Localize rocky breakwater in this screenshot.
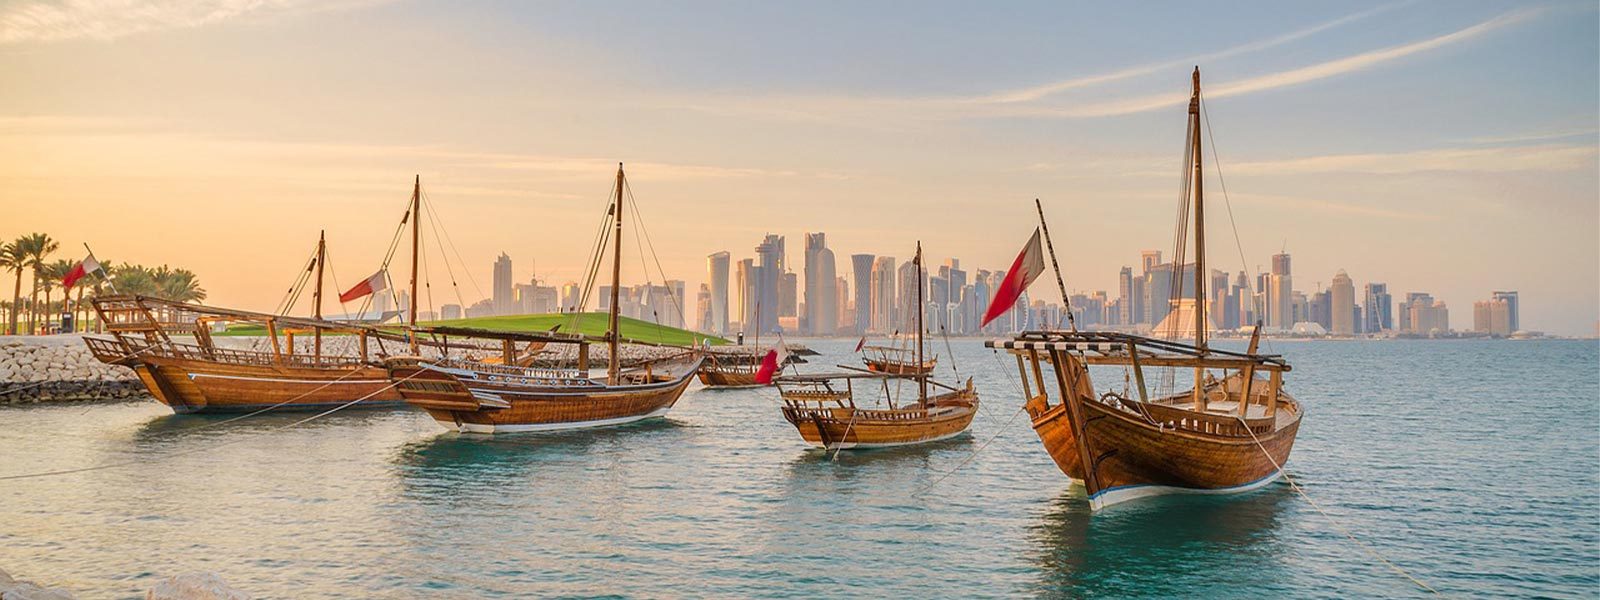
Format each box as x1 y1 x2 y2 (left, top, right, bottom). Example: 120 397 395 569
0 335 146 405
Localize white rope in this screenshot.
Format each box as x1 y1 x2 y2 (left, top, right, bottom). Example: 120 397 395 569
0 369 428 482
1237 416 1440 595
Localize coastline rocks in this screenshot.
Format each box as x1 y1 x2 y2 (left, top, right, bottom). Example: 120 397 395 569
0 568 78 600
0 335 146 405
146 573 250 600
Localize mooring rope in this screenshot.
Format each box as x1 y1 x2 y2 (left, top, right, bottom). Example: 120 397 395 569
1237 416 1440 595
908 350 1033 497
0 369 427 482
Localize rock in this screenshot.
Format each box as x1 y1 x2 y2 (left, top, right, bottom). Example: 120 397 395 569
145 573 249 600
0 570 78 600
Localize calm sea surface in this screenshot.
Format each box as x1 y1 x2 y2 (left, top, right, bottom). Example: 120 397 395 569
1 339 1595 598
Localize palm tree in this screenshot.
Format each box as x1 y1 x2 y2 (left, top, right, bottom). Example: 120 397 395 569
152 266 206 303
112 264 159 297
0 241 23 335
15 233 57 334
41 259 75 333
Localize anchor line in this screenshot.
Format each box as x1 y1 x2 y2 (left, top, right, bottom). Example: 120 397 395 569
0 369 429 482
1237 416 1440 595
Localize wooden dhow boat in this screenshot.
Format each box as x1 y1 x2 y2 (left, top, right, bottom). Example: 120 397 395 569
860 344 936 375
85 294 408 413
82 222 437 413
697 350 767 387
384 164 704 433
984 68 1302 510
776 243 978 449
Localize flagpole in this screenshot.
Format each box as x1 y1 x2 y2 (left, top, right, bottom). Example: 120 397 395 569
1034 199 1075 332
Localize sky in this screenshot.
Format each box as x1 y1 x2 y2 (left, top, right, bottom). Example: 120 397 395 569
1 0 1596 335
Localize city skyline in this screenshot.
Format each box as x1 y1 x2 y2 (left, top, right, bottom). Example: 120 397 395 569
2 1 1595 335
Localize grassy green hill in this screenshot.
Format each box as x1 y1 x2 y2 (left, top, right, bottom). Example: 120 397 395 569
219 312 725 346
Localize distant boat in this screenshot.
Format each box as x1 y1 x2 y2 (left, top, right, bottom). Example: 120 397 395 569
84 225 419 414
986 69 1303 510
697 350 768 388
776 242 979 449
860 344 936 375
385 164 704 433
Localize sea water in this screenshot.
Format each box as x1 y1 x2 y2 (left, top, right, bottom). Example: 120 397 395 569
0 339 1595 598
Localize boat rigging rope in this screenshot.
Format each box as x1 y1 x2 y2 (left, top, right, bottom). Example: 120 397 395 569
1201 94 1275 356
420 186 487 303
1236 417 1440 595
623 179 690 336
908 349 1032 497
0 369 428 482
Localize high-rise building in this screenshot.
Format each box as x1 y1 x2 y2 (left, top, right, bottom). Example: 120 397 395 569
736 258 759 334
695 284 713 333
1141 250 1162 274
754 236 783 334
559 282 581 313
1330 269 1355 335
441 303 462 320
897 259 923 333
1474 295 1514 336
1364 283 1392 333
803 233 838 336
1309 288 1331 330
706 251 730 335
778 271 798 321
492 252 513 316
835 276 853 333
851 254 874 335
1492 291 1519 333
1400 292 1448 335
870 256 896 334
1267 252 1292 330
1144 263 1174 326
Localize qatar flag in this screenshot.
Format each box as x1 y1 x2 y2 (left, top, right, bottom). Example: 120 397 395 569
753 338 791 385
339 270 389 303
980 228 1046 328
62 254 101 290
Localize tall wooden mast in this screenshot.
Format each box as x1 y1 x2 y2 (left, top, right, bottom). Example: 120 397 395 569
915 241 926 402
1190 67 1208 409
409 175 421 351
607 163 625 384
313 230 325 360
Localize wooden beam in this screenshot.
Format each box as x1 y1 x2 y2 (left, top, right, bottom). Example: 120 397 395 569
1048 348 1101 494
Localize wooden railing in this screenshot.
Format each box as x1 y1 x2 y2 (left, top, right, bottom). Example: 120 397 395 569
1135 400 1276 437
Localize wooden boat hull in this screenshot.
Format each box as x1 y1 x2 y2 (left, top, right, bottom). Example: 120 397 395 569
781 388 978 449
1026 361 1301 510
390 356 704 434
862 358 936 376
696 367 760 388
127 357 401 414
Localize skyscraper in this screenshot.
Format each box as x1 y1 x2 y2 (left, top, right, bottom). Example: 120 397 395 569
897 259 923 334
695 283 712 333
706 251 730 335
1363 283 1392 333
1492 290 1519 333
803 233 838 336
1268 252 1292 330
492 252 513 316
755 235 782 334
851 254 874 335
869 256 896 334
1140 250 1162 274
736 258 758 334
1330 269 1355 335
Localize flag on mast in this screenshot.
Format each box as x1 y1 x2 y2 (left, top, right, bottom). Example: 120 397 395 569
980 228 1046 328
754 335 791 385
62 254 102 290
339 270 389 303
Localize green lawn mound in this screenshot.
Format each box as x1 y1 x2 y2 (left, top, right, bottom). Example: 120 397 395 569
219 312 725 346
424 312 726 346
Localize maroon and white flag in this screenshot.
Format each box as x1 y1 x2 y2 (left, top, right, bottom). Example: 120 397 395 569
340 270 388 303
981 228 1046 328
754 336 791 385
62 253 101 290
853 336 867 353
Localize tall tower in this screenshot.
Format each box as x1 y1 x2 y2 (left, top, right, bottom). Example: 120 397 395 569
870 256 897 334
851 254 874 335
803 233 837 335
1330 270 1355 335
706 251 730 335
1268 252 1292 329
492 252 513 316
755 235 782 334
1491 291 1519 333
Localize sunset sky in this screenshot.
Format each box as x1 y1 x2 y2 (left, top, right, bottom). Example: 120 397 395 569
2 1 1595 335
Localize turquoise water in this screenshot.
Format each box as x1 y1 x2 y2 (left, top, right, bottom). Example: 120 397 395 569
1 339 1595 598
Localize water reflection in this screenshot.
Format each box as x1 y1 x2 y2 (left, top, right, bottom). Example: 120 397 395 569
1027 484 1298 597
390 418 689 488
128 407 410 445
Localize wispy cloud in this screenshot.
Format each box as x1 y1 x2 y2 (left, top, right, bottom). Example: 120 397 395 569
1032 7 1542 118
1228 143 1597 175
1460 127 1599 146
1228 192 1441 221
0 0 389 44
975 2 1405 104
